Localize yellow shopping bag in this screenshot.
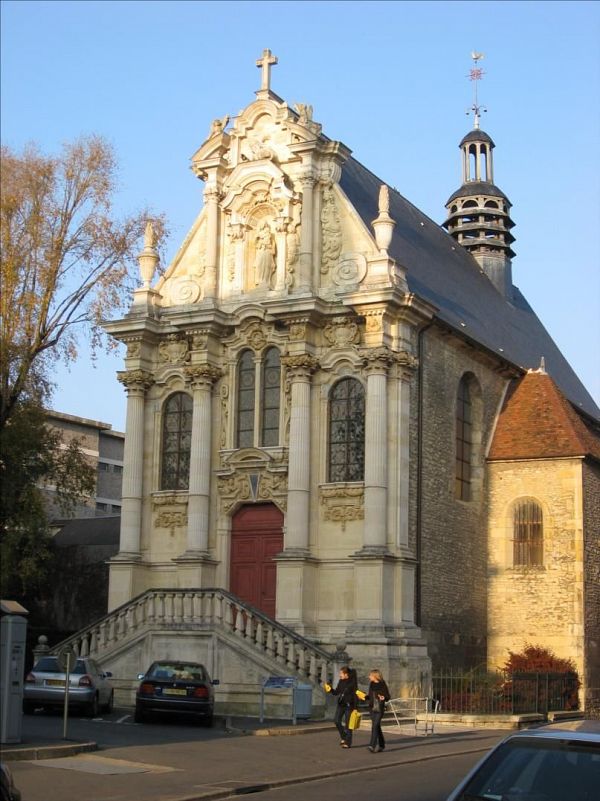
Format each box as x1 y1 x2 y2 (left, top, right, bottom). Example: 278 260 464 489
348 709 362 730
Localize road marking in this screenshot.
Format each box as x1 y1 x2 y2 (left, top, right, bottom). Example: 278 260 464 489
117 714 131 724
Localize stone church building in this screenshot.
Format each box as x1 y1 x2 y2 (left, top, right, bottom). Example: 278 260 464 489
92 52 599 711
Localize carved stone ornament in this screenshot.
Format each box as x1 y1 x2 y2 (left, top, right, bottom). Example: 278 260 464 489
220 383 229 448
169 276 203 305
155 510 187 530
282 353 319 380
125 341 141 359
323 316 360 348
365 312 384 333
320 485 364 532
320 185 342 275
218 470 287 514
184 364 222 388
361 346 396 373
152 493 188 532
187 330 209 352
117 369 154 392
332 252 367 287
159 334 190 365
244 322 268 352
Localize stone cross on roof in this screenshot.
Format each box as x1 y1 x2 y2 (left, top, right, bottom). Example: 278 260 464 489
256 48 278 92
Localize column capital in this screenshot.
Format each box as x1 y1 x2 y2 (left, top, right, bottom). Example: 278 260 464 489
117 369 154 394
298 168 318 188
360 347 395 375
203 183 222 204
184 364 223 389
282 353 319 381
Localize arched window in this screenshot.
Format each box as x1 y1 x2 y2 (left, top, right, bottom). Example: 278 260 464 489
513 500 543 566
455 376 473 501
261 347 281 447
161 392 192 490
236 350 256 449
328 378 365 482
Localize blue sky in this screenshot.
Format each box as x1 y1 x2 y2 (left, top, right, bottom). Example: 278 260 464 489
2 0 599 430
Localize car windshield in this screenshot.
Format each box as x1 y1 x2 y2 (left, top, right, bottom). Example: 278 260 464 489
460 737 600 801
33 657 86 674
148 663 207 682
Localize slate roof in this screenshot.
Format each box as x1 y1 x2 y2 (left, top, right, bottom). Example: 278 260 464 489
446 180 510 204
488 371 600 461
339 156 600 420
52 516 120 562
460 128 495 147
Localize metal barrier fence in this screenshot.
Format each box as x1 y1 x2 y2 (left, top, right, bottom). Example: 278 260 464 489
432 669 580 715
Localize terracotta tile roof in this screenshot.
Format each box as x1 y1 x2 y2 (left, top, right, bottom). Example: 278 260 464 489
488 370 600 462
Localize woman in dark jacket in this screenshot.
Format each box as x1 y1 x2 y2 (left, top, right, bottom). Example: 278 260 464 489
366 669 391 752
324 666 357 747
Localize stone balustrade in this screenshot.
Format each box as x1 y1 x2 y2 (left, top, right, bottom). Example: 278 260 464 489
51 588 339 686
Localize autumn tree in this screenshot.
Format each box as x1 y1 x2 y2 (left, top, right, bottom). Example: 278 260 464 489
0 135 166 601
0 135 166 430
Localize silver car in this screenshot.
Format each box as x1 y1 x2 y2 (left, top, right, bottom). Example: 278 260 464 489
23 656 114 717
446 719 600 801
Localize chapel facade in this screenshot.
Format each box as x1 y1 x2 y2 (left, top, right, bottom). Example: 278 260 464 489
104 52 600 704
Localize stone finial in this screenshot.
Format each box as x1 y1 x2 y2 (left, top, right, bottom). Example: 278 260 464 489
372 184 395 254
138 221 160 288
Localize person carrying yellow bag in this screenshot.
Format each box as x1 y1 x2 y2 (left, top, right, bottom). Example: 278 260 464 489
322 666 357 748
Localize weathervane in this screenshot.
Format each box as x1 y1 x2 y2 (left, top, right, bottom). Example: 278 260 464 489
466 51 487 129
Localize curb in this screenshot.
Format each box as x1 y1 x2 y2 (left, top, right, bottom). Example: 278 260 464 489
226 721 335 737
1 740 98 762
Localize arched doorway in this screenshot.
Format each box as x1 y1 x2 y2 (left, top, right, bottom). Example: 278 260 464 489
230 503 284 619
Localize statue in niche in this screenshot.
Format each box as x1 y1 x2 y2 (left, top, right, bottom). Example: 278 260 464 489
254 222 276 288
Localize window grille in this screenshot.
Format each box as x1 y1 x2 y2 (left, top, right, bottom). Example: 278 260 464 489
261 347 281 447
513 500 543 566
455 377 473 501
160 392 192 490
236 350 256 449
328 378 365 483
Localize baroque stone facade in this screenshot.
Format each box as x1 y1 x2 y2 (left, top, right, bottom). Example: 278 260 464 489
102 52 599 704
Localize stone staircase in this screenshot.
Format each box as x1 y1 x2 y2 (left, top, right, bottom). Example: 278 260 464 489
49 588 344 717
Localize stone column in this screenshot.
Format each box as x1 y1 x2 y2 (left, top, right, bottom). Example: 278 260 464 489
183 365 222 557
116 369 154 558
204 183 220 299
282 354 319 554
297 170 316 291
362 349 394 553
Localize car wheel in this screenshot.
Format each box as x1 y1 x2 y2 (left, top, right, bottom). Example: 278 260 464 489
103 690 114 714
86 694 99 717
134 705 147 724
23 701 36 715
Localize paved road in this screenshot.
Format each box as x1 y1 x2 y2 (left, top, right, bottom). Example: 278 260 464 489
6 709 507 801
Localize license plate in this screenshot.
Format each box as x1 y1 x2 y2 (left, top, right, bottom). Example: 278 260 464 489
163 688 187 696
46 679 66 687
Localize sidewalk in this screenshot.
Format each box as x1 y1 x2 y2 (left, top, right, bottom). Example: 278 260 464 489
2 716 507 801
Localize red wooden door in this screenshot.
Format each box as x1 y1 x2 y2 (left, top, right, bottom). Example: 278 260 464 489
230 504 283 619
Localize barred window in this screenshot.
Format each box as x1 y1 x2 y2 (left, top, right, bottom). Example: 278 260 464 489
261 347 281 447
160 392 192 490
455 376 473 501
236 348 281 449
513 500 543 566
328 378 365 482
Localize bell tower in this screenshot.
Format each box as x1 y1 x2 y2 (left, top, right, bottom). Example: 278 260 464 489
443 53 516 298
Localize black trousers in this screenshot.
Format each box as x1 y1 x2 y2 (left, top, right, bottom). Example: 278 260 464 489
334 703 353 744
369 708 385 749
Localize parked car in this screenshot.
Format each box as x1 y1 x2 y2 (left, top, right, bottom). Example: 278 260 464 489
135 660 218 725
446 719 600 801
1 763 21 801
23 655 114 717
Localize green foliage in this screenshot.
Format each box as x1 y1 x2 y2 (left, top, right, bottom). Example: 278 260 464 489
0 401 95 598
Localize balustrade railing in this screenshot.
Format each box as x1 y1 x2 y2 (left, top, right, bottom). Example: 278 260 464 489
51 588 338 685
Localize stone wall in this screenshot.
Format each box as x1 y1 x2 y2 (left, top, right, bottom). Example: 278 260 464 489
486 457 585 686
418 328 508 668
583 460 600 716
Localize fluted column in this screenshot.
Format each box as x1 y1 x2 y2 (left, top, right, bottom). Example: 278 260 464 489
297 170 316 291
116 370 154 558
203 183 220 299
282 354 319 553
362 349 394 552
183 365 222 557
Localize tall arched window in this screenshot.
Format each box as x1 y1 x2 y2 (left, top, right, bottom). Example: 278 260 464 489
513 500 543 566
328 378 365 482
261 347 281 447
236 350 256 449
455 376 473 501
161 392 192 490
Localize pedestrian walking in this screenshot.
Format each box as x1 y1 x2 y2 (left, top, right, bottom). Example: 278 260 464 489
323 666 357 748
365 669 390 752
